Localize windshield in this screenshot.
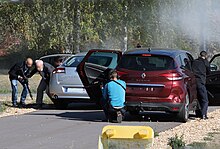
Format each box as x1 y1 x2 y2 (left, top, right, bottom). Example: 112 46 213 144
62 56 84 67
118 54 175 71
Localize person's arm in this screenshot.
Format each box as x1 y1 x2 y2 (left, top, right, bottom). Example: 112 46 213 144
27 68 38 78
205 60 211 75
8 64 19 79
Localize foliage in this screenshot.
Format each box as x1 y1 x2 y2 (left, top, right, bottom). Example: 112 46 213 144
167 134 186 149
0 0 220 57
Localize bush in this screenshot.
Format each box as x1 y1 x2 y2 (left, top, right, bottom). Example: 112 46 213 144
168 134 186 149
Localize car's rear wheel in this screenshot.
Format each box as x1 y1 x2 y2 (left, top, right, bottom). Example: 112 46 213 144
177 93 190 122
52 99 68 110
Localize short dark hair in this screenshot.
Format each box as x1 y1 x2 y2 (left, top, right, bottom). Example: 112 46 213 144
109 69 118 79
200 51 207 57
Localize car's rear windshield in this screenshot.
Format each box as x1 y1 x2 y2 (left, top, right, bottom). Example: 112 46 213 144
118 54 175 71
62 56 84 67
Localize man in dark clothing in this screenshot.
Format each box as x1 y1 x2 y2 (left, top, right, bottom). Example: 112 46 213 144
8 58 33 107
29 60 52 109
192 51 210 120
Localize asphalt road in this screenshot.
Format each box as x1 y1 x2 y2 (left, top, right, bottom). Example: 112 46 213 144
0 104 218 149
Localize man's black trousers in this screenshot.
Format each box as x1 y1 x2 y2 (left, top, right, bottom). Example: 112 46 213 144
197 82 209 116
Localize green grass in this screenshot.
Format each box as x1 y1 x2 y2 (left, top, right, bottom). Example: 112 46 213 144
154 132 159 138
0 102 7 113
43 96 53 104
0 74 40 94
167 134 185 149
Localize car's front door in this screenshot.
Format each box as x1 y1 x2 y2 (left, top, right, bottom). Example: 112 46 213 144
77 49 122 102
207 54 220 105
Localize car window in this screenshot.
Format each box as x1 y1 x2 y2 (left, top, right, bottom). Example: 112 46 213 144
210 55 220 71
118 54 175 71
180 53 192 71
41 56 71 67
63 56 84 67
86 52 118 69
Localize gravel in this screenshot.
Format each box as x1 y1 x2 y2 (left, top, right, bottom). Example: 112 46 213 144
0 106 36 118
152 109 220 149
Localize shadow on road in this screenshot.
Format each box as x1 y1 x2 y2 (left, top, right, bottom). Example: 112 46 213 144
55 102 193 122
28 102 218 123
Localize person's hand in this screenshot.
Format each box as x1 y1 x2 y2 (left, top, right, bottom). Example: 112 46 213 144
18 76 23 81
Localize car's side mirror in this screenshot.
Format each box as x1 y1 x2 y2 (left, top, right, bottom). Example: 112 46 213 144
210 64 218 71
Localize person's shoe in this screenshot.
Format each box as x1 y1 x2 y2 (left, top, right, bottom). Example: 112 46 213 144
19 102 26 108
201 115 208 120
12 103 18 108
116 111 122 123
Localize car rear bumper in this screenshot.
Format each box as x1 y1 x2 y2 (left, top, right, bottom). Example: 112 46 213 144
49 84 89 100
125 102 184 112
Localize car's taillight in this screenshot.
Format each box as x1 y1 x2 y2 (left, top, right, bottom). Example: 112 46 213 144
53 68 65 74
160 72 183 81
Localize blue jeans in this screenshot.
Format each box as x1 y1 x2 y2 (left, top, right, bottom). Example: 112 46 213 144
11 79 28 105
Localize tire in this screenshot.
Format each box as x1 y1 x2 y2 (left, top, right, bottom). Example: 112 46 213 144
177 93 190 122
128 110 140 115
52 99 68 110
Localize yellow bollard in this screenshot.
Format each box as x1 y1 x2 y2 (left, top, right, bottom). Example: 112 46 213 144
98 125 154 149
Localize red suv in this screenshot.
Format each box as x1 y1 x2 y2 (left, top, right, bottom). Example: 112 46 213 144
77 48 201 122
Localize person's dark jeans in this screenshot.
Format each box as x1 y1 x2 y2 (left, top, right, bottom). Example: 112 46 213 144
197 82 209 116
102 101 125 121
36 79 49 105
10 79 28 105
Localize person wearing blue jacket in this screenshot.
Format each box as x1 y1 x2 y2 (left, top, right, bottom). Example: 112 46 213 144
102 70 126 122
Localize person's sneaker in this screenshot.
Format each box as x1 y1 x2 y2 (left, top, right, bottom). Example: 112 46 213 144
201 115 208 120
19 102 26 108
116 111 122 123
12 103 18 108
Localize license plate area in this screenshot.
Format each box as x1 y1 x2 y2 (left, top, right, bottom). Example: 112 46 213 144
63 87 86 93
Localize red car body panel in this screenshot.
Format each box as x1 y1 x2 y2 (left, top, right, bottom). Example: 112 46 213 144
77 48 199 112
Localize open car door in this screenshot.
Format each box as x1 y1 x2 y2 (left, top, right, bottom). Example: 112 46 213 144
77 49 122 102
206 53 220 105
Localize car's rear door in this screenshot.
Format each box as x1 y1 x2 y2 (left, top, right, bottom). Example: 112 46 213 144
77 49 122 101
206 53 220 105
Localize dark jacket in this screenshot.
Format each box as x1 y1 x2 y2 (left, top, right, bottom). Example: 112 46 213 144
29 64 52 84
192 57 210 85
8 61 30 80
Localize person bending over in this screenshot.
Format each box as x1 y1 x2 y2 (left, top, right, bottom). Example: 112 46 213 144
8 58 33 107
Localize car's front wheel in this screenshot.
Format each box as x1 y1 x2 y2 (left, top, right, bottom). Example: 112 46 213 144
177 93 190 122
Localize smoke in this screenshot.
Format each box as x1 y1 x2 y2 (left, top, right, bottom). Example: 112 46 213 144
158 0 220 53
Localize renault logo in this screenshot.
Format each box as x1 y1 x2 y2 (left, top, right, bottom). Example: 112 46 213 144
141 73 146 79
